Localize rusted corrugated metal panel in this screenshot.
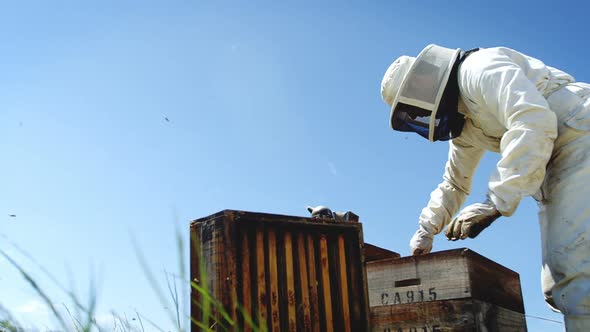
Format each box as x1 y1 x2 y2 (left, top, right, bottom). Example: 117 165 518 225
190 210 370 332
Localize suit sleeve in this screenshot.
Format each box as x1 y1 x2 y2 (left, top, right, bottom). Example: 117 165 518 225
418 136 485 234
460 52 558 216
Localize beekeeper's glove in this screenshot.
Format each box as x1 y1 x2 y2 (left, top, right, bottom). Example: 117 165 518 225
410 225 434 255
445 200 501 241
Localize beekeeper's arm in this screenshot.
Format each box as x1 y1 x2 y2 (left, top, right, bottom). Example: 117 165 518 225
411 137 485 254
445 51 558 241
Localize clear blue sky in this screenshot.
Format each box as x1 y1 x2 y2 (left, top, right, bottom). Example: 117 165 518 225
1 1 588 330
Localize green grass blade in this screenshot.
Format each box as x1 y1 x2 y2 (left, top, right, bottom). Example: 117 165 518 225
164 271 182 331
191 235 212 328
236 303 265 332
83 267 98 332
133 312 167 332
173 212 188 331
190 299 232 331
189 280 234 326
134 310 145 332
62 303 83 331
0 233 100 328
0 249 69 331
131 235 178 327
189 316 214 332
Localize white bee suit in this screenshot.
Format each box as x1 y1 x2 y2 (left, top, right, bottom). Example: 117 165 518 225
387 46 590 330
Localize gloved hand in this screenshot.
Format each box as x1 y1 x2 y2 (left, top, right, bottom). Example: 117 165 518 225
410 226 434 255
445 200 501 241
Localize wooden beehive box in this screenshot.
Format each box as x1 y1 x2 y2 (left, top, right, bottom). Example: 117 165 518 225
190 210 370 332
364 243 401 262
370 299 527 332
367 248 527 332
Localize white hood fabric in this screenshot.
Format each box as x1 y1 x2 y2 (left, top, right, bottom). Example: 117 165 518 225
390 46 589 329
380 55 415 106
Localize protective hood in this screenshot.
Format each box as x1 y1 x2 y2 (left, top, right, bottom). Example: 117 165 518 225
381 56 415 106
386 44 466 142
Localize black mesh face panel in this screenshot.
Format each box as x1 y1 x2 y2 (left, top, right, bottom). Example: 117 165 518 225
437 48 479 140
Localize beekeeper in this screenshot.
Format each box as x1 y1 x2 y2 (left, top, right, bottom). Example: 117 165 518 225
380 44 590 330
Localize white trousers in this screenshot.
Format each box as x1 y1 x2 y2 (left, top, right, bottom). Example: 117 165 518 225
539 111 590 331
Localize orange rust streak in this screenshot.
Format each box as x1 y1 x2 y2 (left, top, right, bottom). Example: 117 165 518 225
307 235 320 332
256 229 267 330
268 230 281 332
298 234 312 331
338 235 351 332
241 231 252 332
284 232 297 331
319 235 333 332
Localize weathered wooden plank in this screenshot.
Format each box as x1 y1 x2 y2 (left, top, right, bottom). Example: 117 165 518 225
476 301 528 332
297 233 312 332
255 228 268 330
347 233 363 332
319 235 333 332
307 234 321 332
364 243 401 262
357 224 371 332
338 235 351 332
464 250 525 313
223 214 238 326
283 232 297 332
240 229 252 332
367 255 468 308
366 248 524 313
268 229 281 332
189 223 201 325
370 299 527 332
205 221 226 328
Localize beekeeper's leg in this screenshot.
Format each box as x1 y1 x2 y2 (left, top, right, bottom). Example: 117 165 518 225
540 135 590 331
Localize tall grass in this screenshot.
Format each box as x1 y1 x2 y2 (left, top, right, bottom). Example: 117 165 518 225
0 224 261 332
